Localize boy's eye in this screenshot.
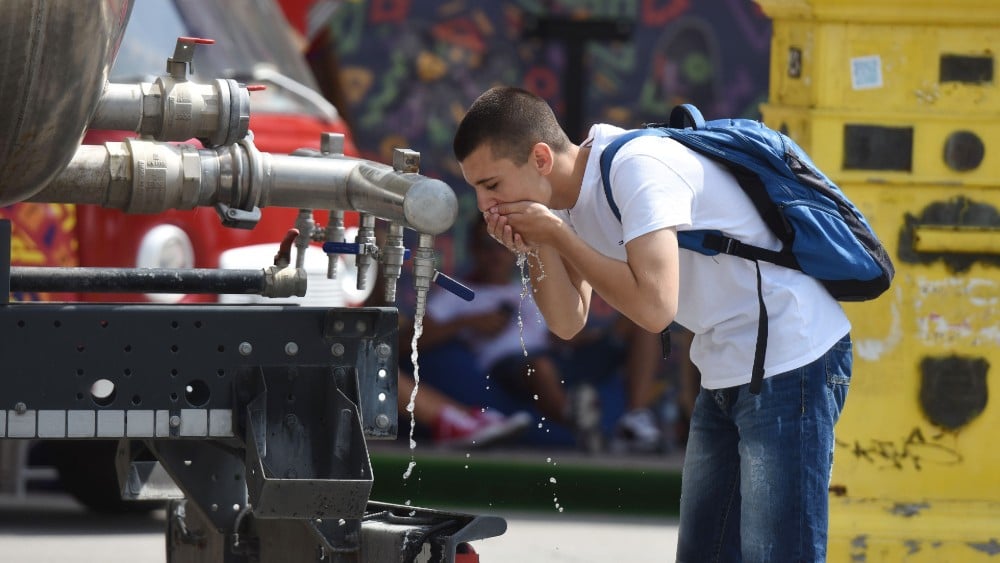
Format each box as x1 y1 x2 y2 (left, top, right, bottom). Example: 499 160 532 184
485 183 498 191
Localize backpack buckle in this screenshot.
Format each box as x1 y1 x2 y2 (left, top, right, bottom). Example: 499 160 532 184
700 232 741 256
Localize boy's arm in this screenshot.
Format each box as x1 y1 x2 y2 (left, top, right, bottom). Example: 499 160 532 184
547 223 679 335
490 204 679 336
524 244 592 340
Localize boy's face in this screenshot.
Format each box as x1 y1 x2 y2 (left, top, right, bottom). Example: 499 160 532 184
459 143 549 212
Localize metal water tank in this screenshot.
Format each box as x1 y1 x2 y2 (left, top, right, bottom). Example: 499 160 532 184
0 0 133 206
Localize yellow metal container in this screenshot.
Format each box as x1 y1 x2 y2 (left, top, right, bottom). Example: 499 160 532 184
756 0 1000 560
768 21 999 113
763 106 999 186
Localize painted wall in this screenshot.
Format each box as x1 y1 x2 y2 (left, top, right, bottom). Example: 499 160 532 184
328 0 772 275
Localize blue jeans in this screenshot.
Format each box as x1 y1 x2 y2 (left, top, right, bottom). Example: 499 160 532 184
676 334 852 563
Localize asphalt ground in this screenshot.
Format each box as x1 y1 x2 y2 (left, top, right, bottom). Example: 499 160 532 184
1 444 684 561
0 492 679 562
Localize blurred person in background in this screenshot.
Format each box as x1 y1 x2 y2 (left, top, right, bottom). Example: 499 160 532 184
418 221 597 444
550 300 669 454
420 220 675 454
397 366 532 448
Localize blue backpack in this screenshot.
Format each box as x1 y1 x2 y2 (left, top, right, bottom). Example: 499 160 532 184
599 104 894 393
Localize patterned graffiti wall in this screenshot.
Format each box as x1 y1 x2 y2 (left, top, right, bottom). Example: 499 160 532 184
328 0 772 277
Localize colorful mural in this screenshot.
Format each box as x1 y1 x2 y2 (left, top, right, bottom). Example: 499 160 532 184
0 203 78 301
327 0 772 274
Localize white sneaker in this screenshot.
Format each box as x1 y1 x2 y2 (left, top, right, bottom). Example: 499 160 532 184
610 409 662 454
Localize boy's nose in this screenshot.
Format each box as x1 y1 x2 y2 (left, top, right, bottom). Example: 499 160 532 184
476 191 494 213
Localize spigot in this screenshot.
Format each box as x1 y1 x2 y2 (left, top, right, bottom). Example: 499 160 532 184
377 148 421 304
413 238 475 319
412 233 436 322
325 211 346 280
382 223 406 304
293 210 316 269
354 214 376 291
315 132 349 281
410 237 474 315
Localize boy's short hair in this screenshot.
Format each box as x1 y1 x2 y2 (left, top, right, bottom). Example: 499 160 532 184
453 86 570 165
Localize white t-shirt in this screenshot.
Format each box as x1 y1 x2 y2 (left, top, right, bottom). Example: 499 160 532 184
426 281 549 374
551 124 851 389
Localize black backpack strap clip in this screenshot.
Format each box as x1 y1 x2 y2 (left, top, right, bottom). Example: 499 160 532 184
702 232 801 271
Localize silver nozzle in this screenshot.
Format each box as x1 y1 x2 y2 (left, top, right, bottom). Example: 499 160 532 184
355 214 376 291
325 210 346 280
412 233 436 322
293 210 315 269
382 223 406 304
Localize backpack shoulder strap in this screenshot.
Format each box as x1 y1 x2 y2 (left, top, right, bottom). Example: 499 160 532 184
668 104 706 129
598 104 705 221
598 128 669 222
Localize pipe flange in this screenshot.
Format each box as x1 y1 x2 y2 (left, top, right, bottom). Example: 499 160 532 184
238 135 264 212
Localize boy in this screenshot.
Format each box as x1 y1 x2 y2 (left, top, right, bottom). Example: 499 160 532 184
453 86 852 562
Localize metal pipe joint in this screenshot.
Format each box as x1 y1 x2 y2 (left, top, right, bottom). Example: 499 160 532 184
89 37 250 147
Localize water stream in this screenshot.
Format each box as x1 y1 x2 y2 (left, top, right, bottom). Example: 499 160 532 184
400 248 564 512
402 314 423 481
517 250 564 512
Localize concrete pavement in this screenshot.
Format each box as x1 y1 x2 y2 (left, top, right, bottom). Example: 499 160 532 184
0 492 678 562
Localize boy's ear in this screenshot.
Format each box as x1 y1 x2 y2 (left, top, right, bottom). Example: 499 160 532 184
531 142 554 175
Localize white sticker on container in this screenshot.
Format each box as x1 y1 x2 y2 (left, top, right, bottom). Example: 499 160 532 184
851 55 883 90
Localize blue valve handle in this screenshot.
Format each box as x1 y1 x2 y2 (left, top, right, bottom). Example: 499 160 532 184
322 241 361 255
322 241 412 261
433 271 475 301
321 241 464 300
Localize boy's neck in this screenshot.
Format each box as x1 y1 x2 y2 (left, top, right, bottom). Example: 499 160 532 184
549 143 589 210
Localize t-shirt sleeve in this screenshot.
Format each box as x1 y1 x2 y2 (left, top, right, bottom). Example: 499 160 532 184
609 136 699 244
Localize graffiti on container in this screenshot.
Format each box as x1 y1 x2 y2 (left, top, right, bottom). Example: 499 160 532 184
837 427 962 471
914 276 1000 347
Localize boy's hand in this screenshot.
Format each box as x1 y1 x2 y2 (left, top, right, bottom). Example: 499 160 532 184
484 202 562 252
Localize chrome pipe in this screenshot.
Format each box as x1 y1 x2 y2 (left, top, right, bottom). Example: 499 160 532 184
31 138 460 236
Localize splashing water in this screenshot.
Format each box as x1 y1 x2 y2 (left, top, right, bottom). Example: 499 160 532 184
517 249 566 513
402 460 417 480
406 317 424 449
516 249 545 284
514 249 545 359
546 455 564 512
403 315 424 480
